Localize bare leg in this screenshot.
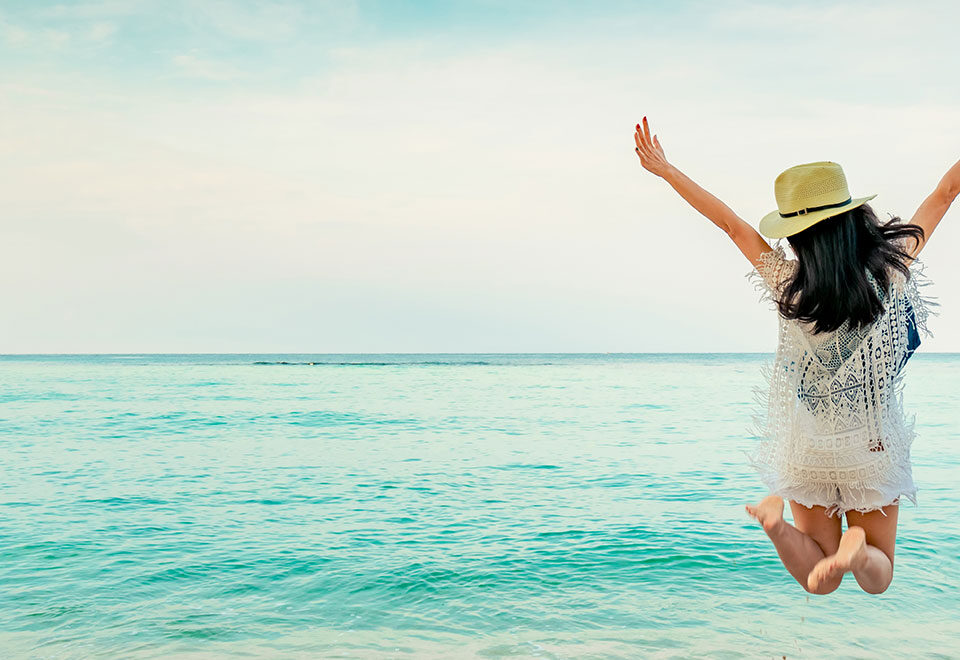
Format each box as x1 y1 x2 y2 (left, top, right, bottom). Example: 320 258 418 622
809 503 899 594
745 495 843 594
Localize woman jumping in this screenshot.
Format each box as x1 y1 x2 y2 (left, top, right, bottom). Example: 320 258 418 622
632 116 959 594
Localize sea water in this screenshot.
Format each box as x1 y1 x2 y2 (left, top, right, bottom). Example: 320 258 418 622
1 353 959 659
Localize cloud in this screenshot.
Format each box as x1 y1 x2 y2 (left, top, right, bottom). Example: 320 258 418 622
170 52 244 80
37 1 148 19
708 0 914 31
0 18 29 45
0 9 117 49
182 0 306 42
0 17 70 48
86 21 116 42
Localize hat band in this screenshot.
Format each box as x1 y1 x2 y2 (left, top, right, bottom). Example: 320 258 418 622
779 196 852 218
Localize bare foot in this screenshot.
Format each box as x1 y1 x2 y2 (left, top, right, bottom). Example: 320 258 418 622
745 494 785 534
807 525 867 592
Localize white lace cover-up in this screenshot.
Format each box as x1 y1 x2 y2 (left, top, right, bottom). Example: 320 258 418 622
745 242 938 518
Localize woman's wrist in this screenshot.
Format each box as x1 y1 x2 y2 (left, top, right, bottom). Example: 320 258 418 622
661 163 681 183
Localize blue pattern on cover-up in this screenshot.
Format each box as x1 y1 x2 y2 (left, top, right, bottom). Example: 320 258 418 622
900 298 922 373
796 299 921 414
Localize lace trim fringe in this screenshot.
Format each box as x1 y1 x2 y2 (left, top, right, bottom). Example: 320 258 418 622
903 255 940 339
744 242 788 309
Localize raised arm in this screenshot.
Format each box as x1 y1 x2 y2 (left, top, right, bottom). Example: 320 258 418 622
905 156 960 260
633 116 771 269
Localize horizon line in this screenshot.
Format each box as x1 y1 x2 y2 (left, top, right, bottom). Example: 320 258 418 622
3 351 960 356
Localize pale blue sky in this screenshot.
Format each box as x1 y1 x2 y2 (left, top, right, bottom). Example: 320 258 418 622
2 0 958 352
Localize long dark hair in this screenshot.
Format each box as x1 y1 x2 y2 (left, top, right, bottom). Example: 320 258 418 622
778 203 924 334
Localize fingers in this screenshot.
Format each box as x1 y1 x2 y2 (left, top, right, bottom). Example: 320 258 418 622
634 130 648 156
634 124 651 158
634 117 667 173
636 120 649 149
634 116 657 155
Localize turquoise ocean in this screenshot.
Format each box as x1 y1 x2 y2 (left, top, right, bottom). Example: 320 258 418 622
2 353 959 659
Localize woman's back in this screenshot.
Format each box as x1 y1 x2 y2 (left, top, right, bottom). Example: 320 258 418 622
746 241 936 518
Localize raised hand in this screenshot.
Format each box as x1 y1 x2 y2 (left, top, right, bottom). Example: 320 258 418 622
633 116 671 178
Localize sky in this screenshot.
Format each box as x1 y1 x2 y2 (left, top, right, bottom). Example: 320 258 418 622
2 0 959 353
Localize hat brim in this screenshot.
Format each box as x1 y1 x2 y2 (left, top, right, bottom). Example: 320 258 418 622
759 194 878 239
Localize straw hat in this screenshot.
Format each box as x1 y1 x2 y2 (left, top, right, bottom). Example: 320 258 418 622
759 161 877 239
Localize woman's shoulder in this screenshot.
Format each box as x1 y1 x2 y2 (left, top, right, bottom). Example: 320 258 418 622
751 243 797 295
